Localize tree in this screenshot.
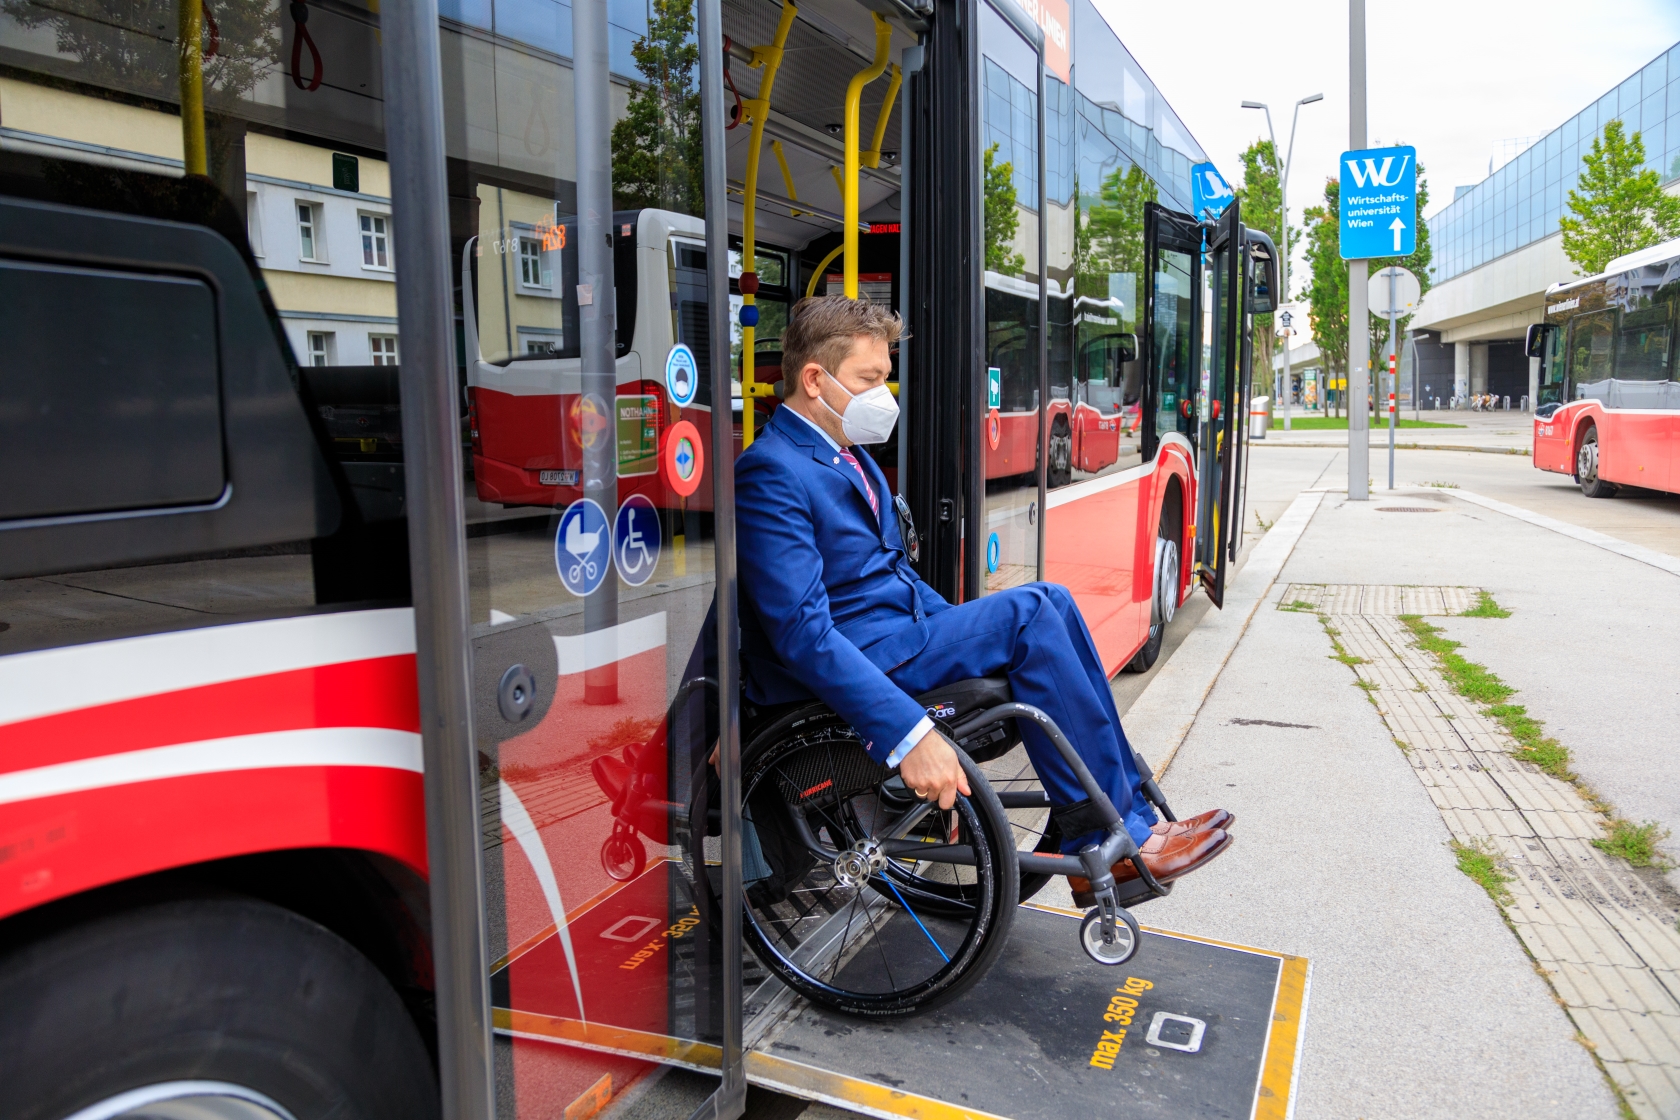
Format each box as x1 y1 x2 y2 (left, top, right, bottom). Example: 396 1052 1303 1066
0 0 278 107
1301 154 1435 417
611 0 703 215
1302 179 1346 416
1233 139 1294 394
1073 161 1156 306
983 142 1025 276
1558 119 1680 275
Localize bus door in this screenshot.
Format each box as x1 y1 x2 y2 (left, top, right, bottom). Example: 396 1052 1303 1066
440 4 741 1114
1194 202 1246 606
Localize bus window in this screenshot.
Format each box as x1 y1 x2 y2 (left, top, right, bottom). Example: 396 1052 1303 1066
0 0 408 651
1568 309 1616 400
1617 299 1674 381
1538 320 1569 411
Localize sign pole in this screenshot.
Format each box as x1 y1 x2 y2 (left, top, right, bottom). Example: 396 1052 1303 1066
1387 268 1397 489
1347 0 1368 501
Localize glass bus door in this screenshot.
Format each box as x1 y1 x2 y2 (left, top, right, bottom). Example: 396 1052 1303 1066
442 4 738 1114
1193 203 1244 607
976 0 1046 595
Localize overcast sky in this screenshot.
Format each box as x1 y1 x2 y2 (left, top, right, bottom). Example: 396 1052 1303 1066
1095 0 1680 263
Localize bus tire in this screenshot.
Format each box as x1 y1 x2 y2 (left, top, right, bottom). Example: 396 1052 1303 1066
1577 425 1616 498
0 897 439 1120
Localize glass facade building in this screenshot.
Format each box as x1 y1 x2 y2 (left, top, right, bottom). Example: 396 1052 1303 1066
1428 42 1680 284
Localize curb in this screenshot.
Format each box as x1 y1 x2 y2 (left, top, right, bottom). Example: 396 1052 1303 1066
1124 489 1325 777
1448 487 1680 578
1251 440 1530 456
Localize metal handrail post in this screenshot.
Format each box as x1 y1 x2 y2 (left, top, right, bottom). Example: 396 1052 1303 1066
690 0 745 1113
379 1 494 1116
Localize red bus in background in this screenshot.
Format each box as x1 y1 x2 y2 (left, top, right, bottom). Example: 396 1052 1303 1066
1530 236 1680 497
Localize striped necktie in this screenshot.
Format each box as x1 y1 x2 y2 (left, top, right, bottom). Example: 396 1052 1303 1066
837 448 879 520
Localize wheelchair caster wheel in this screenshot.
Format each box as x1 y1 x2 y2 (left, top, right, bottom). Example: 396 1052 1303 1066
601 830 646 881
1080 907 1141 966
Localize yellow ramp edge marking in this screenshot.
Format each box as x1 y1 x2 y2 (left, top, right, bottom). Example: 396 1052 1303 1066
1255 956 1311 1120
495 1009 1010 1120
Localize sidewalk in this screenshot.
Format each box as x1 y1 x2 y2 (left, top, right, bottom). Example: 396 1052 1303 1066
1127 483 1680 1118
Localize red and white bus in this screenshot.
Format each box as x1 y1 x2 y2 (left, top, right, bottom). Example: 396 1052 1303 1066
1530 236 1680 497
0 0 1265 1114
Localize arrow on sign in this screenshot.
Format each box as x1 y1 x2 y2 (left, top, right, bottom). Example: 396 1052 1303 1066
1389 217 1406 252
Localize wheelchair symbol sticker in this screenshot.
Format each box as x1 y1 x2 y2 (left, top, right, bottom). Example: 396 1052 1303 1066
986 532 1000 574
555 498 611 596
666 343 698 407
614 495 662 586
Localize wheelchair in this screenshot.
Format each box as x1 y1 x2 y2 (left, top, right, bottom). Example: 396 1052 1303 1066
614 674 1183 1019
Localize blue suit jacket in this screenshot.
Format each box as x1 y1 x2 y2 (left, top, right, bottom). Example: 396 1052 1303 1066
736 405 951 761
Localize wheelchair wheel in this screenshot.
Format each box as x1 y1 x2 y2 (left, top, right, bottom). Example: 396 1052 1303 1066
738 707 1017 1017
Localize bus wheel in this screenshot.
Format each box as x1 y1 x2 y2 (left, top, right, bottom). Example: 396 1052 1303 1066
1577 426 1616 498
1125 536 1178 673
0 898 439 1120
1048 421 1073 489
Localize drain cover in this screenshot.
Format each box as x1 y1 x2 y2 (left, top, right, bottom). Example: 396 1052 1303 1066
1376 506 1439 513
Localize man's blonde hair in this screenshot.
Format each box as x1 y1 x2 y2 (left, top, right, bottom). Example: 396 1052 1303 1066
781 295 903 386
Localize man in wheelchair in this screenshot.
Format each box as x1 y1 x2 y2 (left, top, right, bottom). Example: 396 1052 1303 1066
735 296 1234 910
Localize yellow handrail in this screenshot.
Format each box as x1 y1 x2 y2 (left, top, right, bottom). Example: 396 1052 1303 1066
770 140 802 217
863 64 902 170
737 0 799 448
806 244 844 298
177 0 207 176
842 15 891 298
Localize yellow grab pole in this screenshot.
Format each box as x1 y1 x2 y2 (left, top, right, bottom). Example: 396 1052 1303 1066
842 15 891 298
806 244 844 298
770 140 802 216
177 0 207 176
863 64 902 169
738 0 799 447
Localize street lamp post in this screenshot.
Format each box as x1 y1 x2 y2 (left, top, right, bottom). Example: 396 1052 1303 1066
1242 93 1322 433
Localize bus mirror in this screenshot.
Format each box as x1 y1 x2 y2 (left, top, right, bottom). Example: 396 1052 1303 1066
1243 228 1279 314
1116 333 1138 364
1524 322 1551 359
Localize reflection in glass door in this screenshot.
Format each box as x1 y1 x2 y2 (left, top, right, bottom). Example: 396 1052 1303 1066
1194 203 1242 607
441 1 734 1111
978 1 1045 595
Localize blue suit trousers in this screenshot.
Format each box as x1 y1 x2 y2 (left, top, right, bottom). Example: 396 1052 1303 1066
884 582 1159 848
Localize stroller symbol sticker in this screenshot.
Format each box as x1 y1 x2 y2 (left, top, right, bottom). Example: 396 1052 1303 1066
555 498 611 596
613 495 662 586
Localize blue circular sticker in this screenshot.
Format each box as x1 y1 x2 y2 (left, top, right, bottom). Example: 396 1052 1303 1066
665 343 699 408
613 495 662 587
555 498 611 597
986 532 1000 574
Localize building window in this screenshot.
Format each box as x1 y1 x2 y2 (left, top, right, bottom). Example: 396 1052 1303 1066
297 202 322 261
519 235 550 289
369 334 399 366
307 331 335 366
360 213 390 269
246 191 264 257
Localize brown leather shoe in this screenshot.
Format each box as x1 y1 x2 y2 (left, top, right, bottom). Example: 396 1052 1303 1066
1150 808 1234 837
1068 828 1232 907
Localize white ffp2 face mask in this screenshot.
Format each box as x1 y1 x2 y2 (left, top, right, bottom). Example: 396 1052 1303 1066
818 367 900 445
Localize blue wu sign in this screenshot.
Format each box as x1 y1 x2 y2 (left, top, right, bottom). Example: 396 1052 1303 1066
1190 162 1234 221
1340 145 1416 260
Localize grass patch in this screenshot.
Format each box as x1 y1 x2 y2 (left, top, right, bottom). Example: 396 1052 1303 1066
1283 599 1317 612
1461 591 1512 618
1593 820 1674 870
1270 415 1463 430
1423 480 1460 488
1452 839 1514 906
1485 703 1573 779
1397 615 1513 705
1354 679 1379 691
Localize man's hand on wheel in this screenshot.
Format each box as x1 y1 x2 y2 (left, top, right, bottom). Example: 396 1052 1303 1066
897 729 971 810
